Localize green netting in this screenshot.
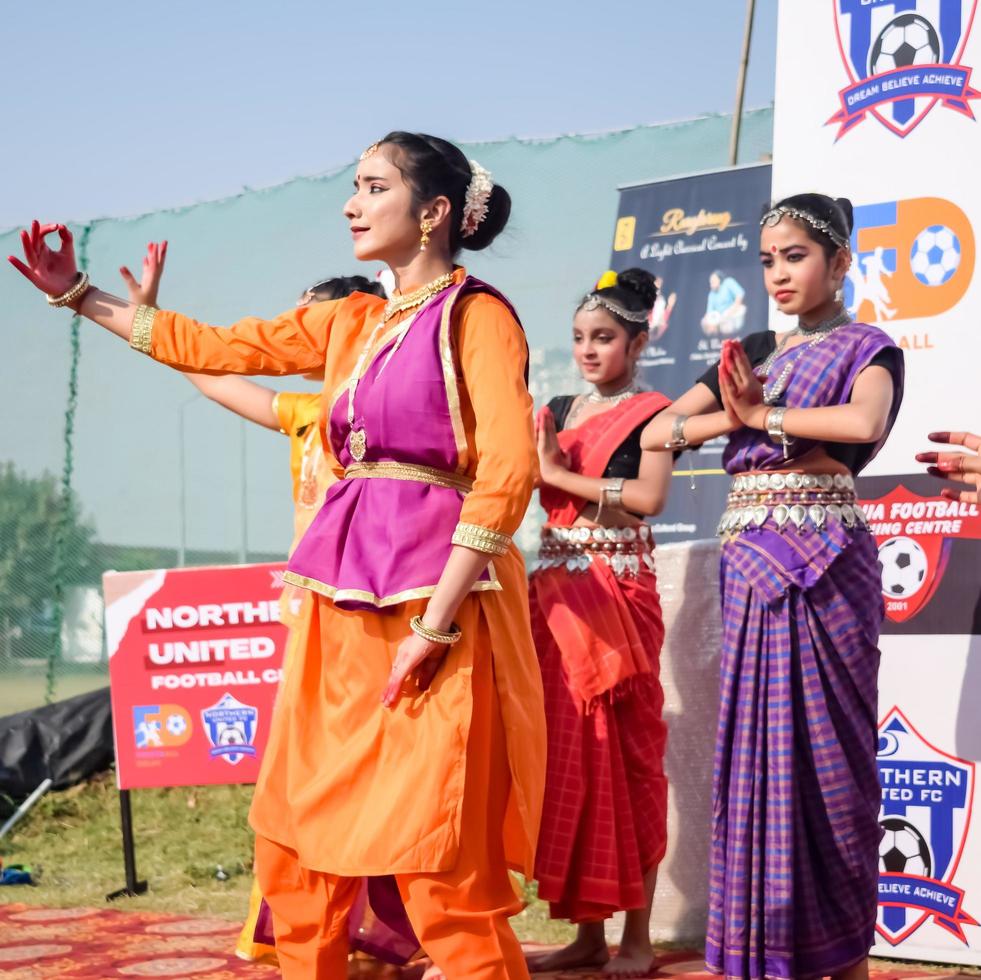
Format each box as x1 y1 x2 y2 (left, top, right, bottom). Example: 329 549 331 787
0 110 773 713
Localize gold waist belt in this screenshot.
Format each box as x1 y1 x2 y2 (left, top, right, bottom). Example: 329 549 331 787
718 472 866 535
343 461 473 494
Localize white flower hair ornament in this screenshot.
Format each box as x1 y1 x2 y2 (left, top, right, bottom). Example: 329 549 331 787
460 161 494 238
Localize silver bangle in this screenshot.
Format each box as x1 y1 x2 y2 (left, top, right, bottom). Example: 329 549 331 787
601 477 625 511
766 407 792 460
665 414 689 450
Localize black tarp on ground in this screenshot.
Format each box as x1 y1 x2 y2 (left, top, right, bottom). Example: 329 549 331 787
0 686 113 804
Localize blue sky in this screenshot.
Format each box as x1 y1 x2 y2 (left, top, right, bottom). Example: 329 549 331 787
0 0 777 229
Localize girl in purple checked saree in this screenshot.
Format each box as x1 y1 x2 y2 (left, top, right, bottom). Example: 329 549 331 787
642 193 904 980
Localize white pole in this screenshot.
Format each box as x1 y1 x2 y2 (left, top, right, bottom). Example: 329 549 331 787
0 778 53 842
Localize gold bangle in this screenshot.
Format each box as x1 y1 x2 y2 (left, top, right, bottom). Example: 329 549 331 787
409 615 462 646
46 272 91 308
129 304 158 354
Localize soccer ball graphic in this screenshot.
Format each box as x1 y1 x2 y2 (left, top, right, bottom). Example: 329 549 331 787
911 225 961 286
165 712 188 737
870 13 941 75
218 726 246 746
878 536 928 598
879 817 933 878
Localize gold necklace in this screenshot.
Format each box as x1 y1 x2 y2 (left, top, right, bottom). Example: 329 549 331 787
346 271 456 462
382 271 455 322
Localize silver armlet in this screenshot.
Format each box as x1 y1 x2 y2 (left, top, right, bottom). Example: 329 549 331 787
664 414 689 450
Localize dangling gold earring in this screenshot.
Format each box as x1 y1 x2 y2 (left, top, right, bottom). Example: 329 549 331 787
420 219 433 252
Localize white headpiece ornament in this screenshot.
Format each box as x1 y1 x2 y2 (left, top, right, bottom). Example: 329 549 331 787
460 161 494 238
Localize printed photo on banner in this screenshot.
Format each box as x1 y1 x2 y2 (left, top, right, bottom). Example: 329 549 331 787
103 563 290 790
608 163 772 543
829 0 980 139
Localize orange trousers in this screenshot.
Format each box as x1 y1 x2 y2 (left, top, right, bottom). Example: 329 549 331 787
254 656 529 980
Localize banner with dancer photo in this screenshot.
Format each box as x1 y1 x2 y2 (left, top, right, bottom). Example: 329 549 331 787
608 163 772 543
774 0 981 964
104 563 290 791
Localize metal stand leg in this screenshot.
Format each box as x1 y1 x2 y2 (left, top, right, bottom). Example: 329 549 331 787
106 789 147 901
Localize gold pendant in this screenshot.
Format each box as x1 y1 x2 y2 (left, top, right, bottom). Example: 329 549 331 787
349 427 367 462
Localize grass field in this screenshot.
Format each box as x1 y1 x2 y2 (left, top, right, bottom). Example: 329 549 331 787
0 771 576 946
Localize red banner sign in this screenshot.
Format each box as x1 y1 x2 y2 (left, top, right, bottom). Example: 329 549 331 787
104 563 290 790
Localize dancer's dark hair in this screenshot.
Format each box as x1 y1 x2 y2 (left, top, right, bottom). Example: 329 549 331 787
579 268 657 339
306 275 385 302
379 132 511 254
770 193 854 260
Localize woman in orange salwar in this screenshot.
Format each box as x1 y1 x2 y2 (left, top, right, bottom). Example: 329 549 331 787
120 246 418 966
528 270 672 979
11 132 545 980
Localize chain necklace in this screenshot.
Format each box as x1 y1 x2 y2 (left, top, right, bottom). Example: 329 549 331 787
761 308 851 406
566 380 643 428
346 272 456 462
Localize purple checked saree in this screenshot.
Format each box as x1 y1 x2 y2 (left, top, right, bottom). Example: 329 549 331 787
705 323 904 980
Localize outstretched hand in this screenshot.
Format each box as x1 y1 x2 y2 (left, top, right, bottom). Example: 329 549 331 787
8 220 80 296
916 431 981 504
120 241 168 307
718 339 767 430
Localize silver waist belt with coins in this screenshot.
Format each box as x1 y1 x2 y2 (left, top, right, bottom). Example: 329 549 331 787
717 472 868 536
533 525 655 578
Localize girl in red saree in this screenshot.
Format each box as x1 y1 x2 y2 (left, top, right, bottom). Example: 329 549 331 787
529 269 673 978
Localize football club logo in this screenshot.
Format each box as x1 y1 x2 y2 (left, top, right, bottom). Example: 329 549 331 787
860 484 981 622
200 693 258 766
132 704 192 749
830 0 980 139
877 708 977 944
846 197 975 323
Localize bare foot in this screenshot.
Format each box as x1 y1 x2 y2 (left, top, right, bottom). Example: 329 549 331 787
421 965 445 980
526 935 610 974
602 941 654 978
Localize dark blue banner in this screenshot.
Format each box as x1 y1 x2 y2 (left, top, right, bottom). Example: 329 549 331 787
609 163 772 543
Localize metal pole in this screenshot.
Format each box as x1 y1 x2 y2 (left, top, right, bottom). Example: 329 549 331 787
106 788 147 901
729 0 757 166
177 394 200 568
239 418 248 564
0 778 52 842
178 407 187 567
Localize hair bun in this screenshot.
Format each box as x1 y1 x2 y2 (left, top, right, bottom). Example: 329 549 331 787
615 267 659 311
834 197 855 234
460 184 511 252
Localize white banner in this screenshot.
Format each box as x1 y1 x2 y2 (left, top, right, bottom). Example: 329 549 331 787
774 0 981 964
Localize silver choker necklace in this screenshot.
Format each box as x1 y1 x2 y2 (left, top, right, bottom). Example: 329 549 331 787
799 308 851 335
586 381 642 404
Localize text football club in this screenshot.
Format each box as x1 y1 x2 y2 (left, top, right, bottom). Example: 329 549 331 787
105 563 289 789
830 1 980 139
877 709 978 944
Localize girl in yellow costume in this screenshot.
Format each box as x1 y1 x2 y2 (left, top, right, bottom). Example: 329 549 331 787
14 131 546 980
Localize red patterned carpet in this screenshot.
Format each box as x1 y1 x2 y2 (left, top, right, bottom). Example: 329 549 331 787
0 904 977 979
